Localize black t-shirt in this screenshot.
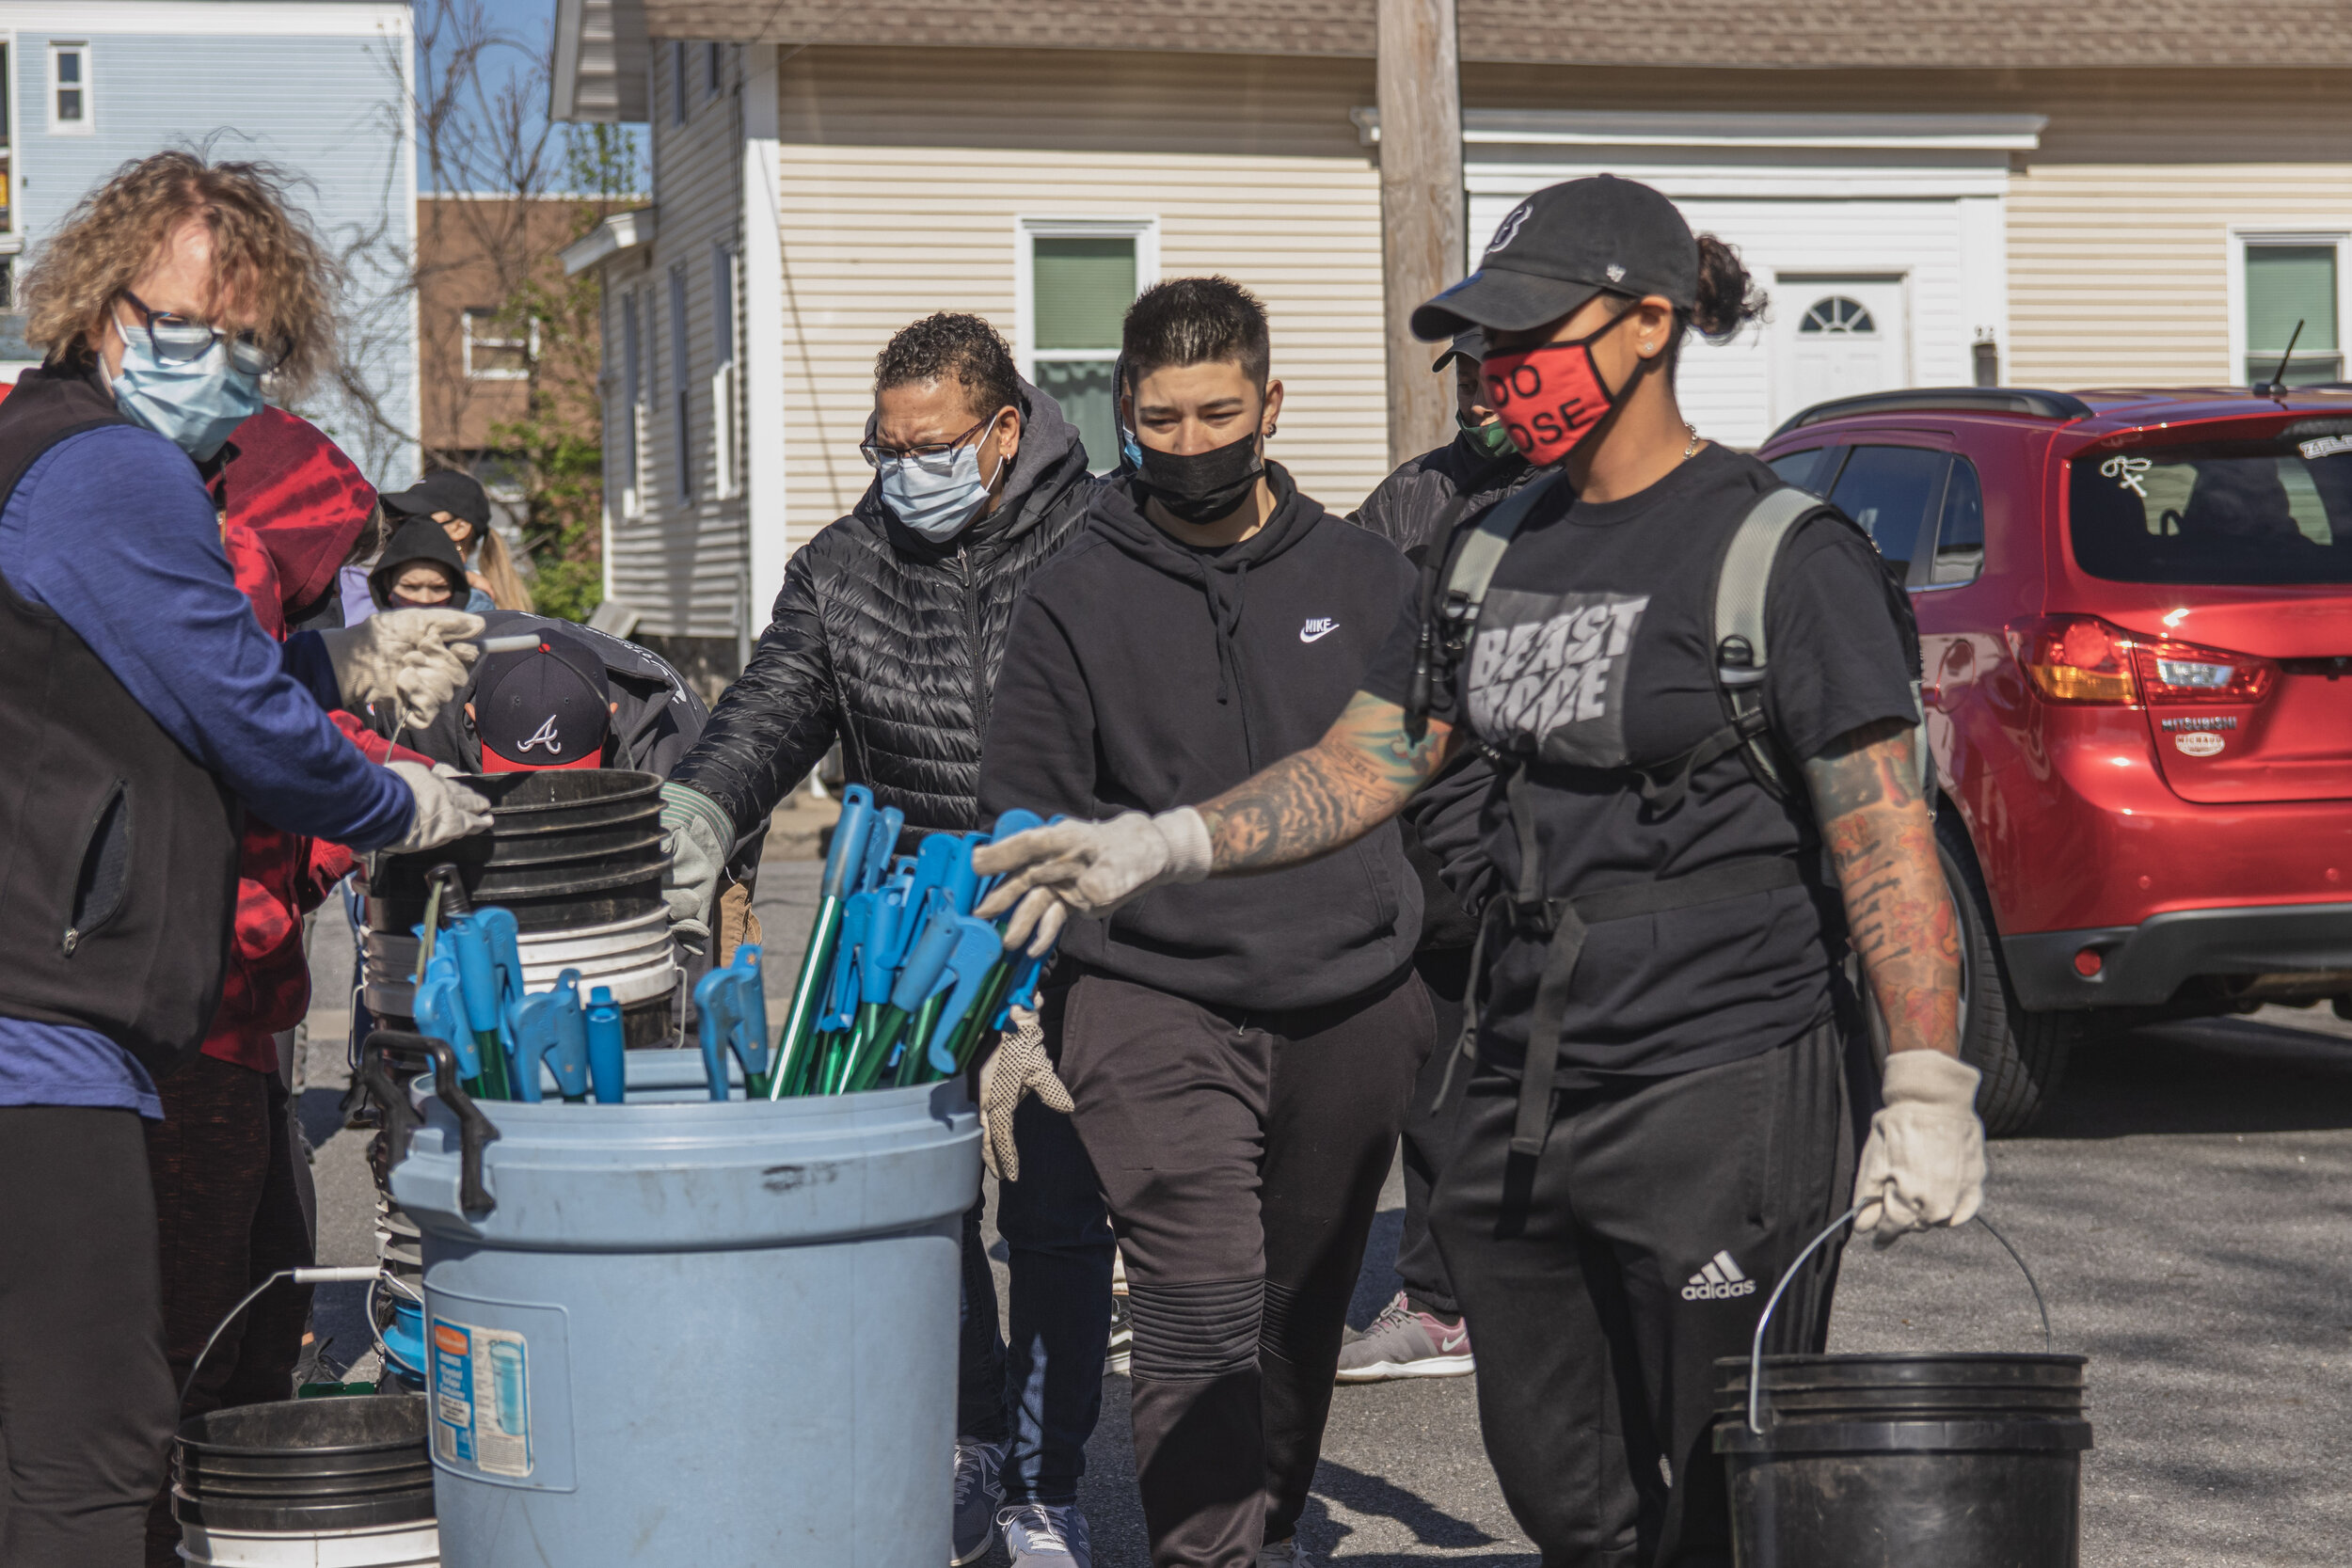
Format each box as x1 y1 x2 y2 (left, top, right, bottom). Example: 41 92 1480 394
1362 443 1917 1085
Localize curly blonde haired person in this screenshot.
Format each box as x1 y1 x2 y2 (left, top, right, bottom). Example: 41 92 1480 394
19 150 338 434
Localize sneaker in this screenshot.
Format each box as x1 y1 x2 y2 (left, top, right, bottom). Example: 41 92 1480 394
951 1439 1005 1565
1333 1291 1473 1383
1258 1537 1313 1566
1001 1501 1092 1568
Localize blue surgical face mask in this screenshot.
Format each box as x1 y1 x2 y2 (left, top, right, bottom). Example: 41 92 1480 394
879 440 1006 543
111 328 265 461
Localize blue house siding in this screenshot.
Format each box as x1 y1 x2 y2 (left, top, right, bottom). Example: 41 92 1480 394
8 12 417 482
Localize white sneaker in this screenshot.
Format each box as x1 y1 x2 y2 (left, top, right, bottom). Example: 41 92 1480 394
1259 1538 1313 1566
951 1439 1004 1565
1001 1501 1092 1568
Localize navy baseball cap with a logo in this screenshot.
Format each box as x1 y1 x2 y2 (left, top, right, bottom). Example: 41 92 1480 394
472 627 613 772
1411 175 1699 341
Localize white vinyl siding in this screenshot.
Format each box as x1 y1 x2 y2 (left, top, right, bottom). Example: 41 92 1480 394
772 47 1388 555
603 36 749 642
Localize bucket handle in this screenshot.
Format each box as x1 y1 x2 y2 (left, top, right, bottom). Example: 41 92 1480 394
361 1029 500 1216
1746 1207 2052 1435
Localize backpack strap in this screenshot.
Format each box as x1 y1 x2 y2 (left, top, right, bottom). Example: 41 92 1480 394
1709 484 1824 800
1404 469 1566 738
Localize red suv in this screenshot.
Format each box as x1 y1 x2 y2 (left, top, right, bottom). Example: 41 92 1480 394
1757 386 2352 1132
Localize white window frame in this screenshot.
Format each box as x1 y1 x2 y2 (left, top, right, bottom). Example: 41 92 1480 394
47 40 90 135
1013 215 1159 387
462 308 537 381
2227 227 2352 387
619 286 644 519
709 245 740 500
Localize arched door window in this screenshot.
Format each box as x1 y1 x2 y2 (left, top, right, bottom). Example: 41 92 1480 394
1800 295 1877 336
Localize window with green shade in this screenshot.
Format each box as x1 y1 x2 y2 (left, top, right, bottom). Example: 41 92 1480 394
1027 229 1147 470
1034 237 1134 351
2245 243 2343 385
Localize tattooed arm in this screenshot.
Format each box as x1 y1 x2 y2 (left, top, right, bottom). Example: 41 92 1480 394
1199 691 1459 872
1803 718 1961 1059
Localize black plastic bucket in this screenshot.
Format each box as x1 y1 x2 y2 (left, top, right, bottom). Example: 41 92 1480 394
368 768 667 933
174 1394 434 1535
1712 1212 2090 1567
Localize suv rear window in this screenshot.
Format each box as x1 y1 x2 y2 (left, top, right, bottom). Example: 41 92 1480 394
2072 433 2352 584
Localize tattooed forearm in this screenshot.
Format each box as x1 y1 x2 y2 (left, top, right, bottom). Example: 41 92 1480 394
1804 721 1961 1058
1200 691 1454 873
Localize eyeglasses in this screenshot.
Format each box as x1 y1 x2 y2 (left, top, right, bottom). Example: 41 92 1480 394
119 289 292 376
858 411 1004 475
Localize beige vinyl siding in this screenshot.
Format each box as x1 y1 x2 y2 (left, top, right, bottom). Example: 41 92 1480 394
609 40 753 641
774 47 1388 552
2009 163 2352 390
1462 63 2352 393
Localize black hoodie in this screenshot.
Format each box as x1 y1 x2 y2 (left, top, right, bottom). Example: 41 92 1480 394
369 515 470 608
979 462 1422 1011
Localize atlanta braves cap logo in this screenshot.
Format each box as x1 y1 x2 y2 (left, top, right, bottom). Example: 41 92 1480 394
517 714 564 755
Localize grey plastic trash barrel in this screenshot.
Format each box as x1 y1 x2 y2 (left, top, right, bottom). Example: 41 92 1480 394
383 1041 980 1567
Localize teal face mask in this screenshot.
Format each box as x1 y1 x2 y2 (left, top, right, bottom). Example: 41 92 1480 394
1460 415 1516 460
111 331 265 461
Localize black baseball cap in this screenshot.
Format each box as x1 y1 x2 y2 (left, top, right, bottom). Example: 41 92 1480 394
472 627 612 772
380 468 492 530
1411 175 1698 341
1433 327 1485 372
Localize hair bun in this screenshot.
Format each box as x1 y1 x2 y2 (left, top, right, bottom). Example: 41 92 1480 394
1691 235 1767 342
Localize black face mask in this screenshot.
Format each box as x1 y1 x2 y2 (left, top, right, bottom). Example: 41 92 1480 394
1134 424 1263 525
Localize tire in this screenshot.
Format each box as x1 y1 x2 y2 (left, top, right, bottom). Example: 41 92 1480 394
1935 812 2081 1135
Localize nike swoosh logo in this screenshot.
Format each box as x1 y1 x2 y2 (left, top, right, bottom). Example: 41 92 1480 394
1440 1330 1469 1353
1299 626 1337 643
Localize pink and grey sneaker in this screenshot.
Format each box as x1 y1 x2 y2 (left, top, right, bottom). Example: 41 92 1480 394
1333 1291 1473 1383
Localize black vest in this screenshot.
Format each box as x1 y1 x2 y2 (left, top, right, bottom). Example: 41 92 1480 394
0 366 241 1077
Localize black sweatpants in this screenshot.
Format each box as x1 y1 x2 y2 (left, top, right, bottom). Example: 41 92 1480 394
1429 1021 1860 1568
0 1107 176 1567
1051 970 1431 1568
1394 945 1471 1319
143 1056 316 1567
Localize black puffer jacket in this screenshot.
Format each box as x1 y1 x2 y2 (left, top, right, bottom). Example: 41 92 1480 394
671 380 1093 836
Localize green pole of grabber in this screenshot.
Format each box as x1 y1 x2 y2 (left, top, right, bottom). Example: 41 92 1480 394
768 787 875 1100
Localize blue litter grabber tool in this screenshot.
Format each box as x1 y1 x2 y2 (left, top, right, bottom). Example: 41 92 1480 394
411 946 485 1089
914 915 1003 1082
771 784 875 1101
584 982 627 1103
694 945 772 1100
503 974 590 1103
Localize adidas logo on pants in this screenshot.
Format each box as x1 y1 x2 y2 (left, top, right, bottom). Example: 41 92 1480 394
1680 1250 1756 1301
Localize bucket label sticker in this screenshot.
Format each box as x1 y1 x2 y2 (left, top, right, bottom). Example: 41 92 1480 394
430 1318 532 1478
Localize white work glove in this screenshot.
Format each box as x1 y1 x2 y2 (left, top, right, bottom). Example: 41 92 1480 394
384 761 492 853
1854 1050 1987 1245
971 807 1213 955
317 608 485 732
660 782 734 955
978 1009 1073 1183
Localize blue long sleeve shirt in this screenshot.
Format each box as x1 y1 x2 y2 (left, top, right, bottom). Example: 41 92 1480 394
0 423 414 1115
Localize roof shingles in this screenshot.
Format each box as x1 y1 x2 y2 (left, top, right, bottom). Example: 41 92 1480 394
641 0 2352 69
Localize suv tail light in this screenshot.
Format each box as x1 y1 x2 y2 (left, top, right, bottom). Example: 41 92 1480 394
2010 616 2279 706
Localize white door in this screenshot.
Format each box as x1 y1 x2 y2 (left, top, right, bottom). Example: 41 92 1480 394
1778 276 1909 418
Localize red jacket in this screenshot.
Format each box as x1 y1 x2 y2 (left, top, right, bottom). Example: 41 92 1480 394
203 410 428 1072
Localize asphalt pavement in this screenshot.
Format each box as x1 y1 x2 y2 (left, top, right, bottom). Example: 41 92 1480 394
300 858 2352 1566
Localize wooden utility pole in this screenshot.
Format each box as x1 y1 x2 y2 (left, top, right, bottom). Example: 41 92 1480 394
1375 0 1466 467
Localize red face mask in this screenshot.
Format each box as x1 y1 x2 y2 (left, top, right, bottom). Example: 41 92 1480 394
1480 312 1637 467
